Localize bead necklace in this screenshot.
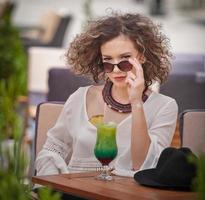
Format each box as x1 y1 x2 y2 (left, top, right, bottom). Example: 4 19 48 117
102 81 148 113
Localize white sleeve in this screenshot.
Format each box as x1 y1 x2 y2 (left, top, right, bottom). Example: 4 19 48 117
35 97 74 176
140 99 178 170
112 99 178 178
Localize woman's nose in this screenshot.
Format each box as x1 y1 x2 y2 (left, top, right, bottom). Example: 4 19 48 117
113 65 121 72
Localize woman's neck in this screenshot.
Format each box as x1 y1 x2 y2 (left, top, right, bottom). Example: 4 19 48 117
111 85 130 104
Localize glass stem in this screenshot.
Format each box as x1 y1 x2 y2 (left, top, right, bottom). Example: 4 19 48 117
103 165 109 177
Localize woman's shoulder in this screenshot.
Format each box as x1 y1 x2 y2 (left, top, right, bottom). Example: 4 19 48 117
149 91 178 108
145 92 178 116
87 85 104 96
63 85 90 106
69 85 92 99
152 92 175 101
64 85 103 104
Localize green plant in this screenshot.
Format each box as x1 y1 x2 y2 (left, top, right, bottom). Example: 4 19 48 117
0 2 60 200
190 155 205 200
83 0 93 20
0 1 27 138
82 0 93 24
0 1 27 91
38 188 61 200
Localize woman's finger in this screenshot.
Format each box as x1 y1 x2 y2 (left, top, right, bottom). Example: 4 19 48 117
125 77 135 86
134 58 144 78
129 58 144 78
127 71 136 80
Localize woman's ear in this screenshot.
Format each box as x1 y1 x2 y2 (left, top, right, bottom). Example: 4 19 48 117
139 55 146 64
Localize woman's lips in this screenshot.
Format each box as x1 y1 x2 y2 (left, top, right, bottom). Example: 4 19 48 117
113 76 126 81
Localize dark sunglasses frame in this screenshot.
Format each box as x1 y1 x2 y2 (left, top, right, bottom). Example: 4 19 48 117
101 60 133 73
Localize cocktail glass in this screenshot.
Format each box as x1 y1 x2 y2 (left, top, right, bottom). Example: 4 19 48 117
94 122 117 181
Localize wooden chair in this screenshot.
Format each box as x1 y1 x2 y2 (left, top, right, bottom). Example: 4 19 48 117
34 102 64 158
179 109 205 155
31 102 64 198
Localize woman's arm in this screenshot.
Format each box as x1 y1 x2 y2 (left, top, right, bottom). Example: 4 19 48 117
126 58 178 171
126 58 151 170
130 101 151 170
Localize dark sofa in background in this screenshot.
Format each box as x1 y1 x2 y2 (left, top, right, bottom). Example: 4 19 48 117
47 68 94 102
160 53 205 113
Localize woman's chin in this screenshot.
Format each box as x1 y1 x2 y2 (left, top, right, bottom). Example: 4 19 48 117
112 81 127 88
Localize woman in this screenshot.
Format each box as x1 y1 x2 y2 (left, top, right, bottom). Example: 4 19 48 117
36 13 178 177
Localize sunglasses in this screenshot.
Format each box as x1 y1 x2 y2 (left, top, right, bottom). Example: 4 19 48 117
101 60 133 73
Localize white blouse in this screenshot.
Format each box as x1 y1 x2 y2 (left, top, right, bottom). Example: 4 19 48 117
36 86 178 177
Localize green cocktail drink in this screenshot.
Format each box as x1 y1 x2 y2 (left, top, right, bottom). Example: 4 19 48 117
94 122 117 180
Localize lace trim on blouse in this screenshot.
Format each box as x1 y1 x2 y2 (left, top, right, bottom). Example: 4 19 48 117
68 165 103 172
43 137 68 160
68 157 113 172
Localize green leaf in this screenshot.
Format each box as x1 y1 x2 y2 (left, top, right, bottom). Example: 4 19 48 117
38 187 61 200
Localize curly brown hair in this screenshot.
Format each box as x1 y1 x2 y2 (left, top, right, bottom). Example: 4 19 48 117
66 12 172 87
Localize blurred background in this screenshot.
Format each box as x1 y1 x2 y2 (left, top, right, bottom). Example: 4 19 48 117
0 0 205 181
12 0 205 53
10 0 205 105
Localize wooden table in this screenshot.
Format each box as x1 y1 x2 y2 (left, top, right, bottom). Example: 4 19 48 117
32 172 196 200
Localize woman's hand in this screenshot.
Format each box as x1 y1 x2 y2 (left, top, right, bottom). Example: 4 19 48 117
125 58 145 104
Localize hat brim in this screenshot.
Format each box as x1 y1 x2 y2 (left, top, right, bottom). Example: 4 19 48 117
134 169 192 191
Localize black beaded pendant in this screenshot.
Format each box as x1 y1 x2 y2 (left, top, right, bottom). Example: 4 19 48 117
102 81 148 113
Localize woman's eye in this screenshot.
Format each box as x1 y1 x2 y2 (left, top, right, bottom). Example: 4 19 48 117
103 58 111 61
122 55 131 59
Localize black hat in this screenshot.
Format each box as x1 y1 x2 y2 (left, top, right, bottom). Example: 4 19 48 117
134 147 197 191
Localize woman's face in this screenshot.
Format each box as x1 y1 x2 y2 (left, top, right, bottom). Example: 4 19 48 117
101 34 140 88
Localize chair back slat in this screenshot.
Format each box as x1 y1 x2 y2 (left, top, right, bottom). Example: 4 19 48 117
180 109 205 155
35 102 63 157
